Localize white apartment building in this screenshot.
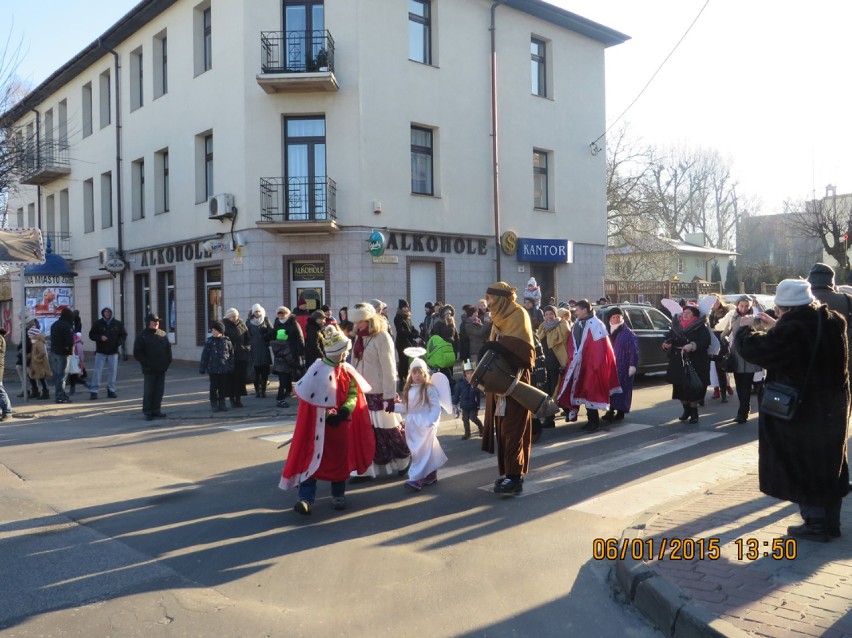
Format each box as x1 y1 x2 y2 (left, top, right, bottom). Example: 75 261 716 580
2 0 627 363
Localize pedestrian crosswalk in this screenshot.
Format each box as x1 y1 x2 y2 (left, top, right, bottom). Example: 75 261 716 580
218 417 756 508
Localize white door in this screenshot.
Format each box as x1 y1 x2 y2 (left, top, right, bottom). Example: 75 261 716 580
410 261 437 327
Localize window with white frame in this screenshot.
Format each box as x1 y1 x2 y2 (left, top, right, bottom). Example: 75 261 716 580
59 189 70 235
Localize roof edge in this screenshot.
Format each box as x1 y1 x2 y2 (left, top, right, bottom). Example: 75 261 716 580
504 0 630 47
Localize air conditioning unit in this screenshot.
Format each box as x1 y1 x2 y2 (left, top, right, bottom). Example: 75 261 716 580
98 247 119 266
209 193 236 220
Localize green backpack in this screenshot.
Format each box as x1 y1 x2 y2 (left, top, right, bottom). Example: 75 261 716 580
425 334 456 369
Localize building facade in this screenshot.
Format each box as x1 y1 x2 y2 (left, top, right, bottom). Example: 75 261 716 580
3 0 627 362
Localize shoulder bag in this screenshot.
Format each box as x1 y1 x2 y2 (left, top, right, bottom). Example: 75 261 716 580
760 311 821 421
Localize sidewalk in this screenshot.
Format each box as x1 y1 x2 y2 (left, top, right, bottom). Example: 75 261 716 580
4 359 297 423
614 471 852 638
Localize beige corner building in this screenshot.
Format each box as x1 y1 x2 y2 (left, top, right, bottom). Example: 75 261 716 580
3 0 627 362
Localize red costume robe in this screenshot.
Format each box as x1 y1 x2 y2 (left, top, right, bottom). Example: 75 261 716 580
557 316 621 411
279 360 375 489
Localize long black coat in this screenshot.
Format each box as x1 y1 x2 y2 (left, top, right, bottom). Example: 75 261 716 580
664 316 711 400
735 304 850 506
735 306 849 505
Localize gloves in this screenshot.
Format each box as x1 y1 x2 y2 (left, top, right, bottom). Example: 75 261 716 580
326 406 350 426
453 405 460 418
384 399 396 413
628 366 637 377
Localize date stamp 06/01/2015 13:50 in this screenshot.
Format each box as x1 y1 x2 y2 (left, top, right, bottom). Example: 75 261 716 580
592 537 798 562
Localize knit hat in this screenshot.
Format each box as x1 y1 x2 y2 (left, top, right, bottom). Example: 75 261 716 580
211 321 225 334
807 262 835 288
527 278 537 288
251 303 264 314
310 310 326 322
424 302 434 310
146 312 161 323
398 299 409 310
276 306 290 316
225 308 239 320
542 305 557 316
297 297 307 307
350 302 376 324
774 279 816 307
321 324 350 362
370 299 386 312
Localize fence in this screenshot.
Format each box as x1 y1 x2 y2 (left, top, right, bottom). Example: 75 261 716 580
604 280 723 309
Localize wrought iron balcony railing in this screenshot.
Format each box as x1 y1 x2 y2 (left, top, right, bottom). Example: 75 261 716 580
19 140 71 185
260 176 337 223
260 30 335 74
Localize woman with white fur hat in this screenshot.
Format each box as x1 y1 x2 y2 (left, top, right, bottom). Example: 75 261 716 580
735 278 850 542
350 302 411 479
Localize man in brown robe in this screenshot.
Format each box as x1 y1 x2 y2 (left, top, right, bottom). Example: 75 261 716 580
480 282 535 495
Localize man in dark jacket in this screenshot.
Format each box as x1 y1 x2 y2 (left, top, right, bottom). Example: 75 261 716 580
49 307 75 403
133 313 173 422
808 262 852 378
393 299 419 388
88 307 128 400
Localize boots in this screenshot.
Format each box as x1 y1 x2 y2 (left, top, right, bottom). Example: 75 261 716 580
40 388 50 400
260 380 267 398
613 410 625 421
211 400 220 413
689 406 699 424
712 387 721 399
678 404 690 421
254 383 261 398
720 386 729 403
601 409 616 422
218 399 228 412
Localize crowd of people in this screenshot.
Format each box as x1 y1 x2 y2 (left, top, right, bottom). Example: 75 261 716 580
5 268 848 542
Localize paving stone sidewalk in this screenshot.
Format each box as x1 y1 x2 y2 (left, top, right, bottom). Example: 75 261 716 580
615 472 852 638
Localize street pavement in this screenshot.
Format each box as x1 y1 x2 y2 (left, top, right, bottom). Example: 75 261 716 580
0 361 849 637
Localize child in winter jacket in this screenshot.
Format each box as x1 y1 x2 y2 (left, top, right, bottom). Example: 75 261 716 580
524 277 542 309
200 321 234 412
451 360 483 440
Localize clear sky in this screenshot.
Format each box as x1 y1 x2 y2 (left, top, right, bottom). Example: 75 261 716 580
4 0 850 214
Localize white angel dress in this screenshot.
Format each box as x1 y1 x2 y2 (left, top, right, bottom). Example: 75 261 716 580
395 372 452 482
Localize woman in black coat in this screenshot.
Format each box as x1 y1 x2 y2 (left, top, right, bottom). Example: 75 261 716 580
223 308 251 407
271 307 305 407
393 299 419 387
304 310 326 368
735 279 850 542
662 304 711 424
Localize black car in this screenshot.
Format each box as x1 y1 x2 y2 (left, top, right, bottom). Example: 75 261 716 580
594 303 672 375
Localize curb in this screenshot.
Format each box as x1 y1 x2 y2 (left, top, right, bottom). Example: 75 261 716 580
613 522 750 638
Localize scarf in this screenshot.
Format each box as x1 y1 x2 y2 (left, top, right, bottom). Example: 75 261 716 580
353 326 371 362
487 282 530 340
541 318 560 332
679 313 698 330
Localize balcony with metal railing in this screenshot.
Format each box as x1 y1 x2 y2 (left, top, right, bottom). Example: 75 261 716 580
19 140 71 185
257 176 338 234
257 30 338 93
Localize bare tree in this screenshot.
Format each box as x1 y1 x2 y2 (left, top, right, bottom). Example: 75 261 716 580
786 190 852 273
0 27 28 223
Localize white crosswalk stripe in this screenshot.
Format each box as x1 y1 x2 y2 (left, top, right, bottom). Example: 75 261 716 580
219 416 751 506
568 440 757 516
479 431 725 498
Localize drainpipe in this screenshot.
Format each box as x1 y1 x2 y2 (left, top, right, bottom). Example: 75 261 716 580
99 40 126 353
490 0 508 282
31 108 42 229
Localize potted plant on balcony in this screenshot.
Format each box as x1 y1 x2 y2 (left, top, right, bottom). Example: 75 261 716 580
315 48 329 72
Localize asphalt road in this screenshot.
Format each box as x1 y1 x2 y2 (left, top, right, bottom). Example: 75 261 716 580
0 368 761 637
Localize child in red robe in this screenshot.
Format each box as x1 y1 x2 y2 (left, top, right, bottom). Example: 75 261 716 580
279 324 375 515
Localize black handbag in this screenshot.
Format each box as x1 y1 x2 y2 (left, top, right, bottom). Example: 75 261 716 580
682 352 704 395
759 311 821 421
